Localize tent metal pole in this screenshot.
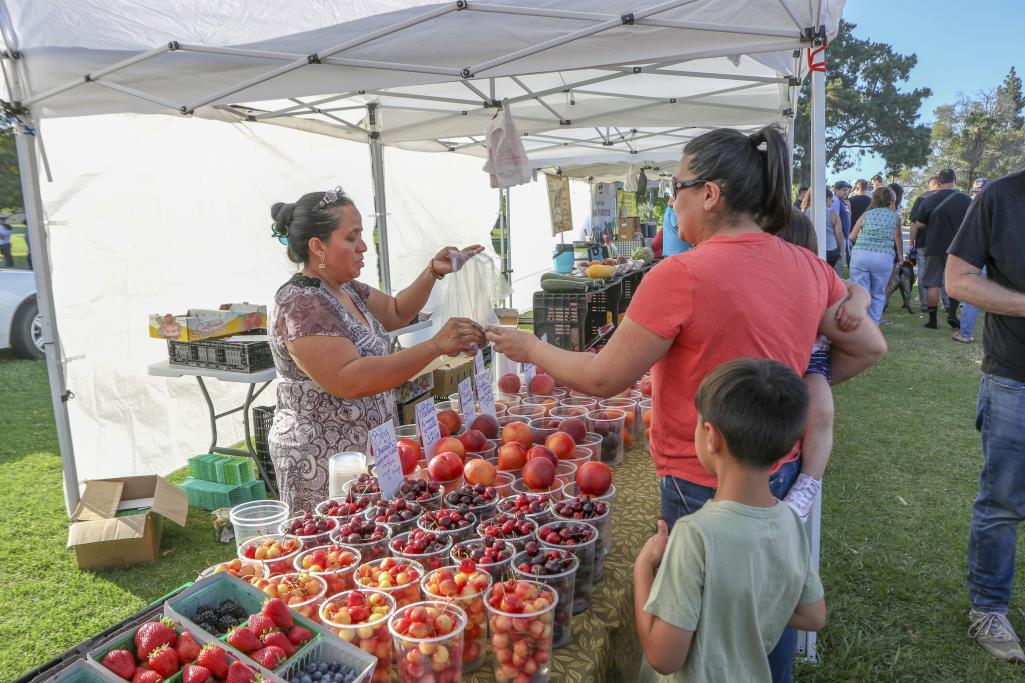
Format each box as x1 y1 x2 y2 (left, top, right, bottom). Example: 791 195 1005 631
810 65 826 260
8 108 80 516
505 188 513 309
367 104 392 295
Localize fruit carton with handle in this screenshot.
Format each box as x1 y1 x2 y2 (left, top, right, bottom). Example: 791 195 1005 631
67 475 188 570
166 573 375 682
149 304 267 342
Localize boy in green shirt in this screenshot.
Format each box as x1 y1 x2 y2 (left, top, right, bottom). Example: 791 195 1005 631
634 358 827 682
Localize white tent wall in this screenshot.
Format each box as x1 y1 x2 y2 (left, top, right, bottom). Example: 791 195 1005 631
38 113 381 482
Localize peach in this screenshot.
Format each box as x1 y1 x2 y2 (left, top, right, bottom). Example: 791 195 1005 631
470 413 500 439
496 443 527 471
525 446 558 468
544 432 576 460
557 418 587 444
459 429 488 453
498 373 521 394
464 459 497 486
436 437 466 462
522 458 556 490
438 409 462 435
501 421 533 450
528 374 556 396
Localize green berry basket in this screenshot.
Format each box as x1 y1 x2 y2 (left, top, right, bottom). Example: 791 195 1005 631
35 659 113 683
179 478 264 510
275 636 377 683
214 456 256 485
86 618 195 683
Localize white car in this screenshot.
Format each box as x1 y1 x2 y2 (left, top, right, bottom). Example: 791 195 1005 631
0 269 43 358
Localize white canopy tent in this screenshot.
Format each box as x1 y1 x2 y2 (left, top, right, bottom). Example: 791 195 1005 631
0 0 839 524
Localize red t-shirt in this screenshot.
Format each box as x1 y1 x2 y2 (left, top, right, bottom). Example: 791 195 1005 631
626 231 847 488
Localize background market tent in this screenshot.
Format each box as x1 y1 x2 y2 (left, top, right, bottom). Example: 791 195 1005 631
0 0 841 526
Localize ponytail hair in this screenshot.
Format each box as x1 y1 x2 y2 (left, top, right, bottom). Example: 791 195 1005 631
683 126 792 234
270 190 355 264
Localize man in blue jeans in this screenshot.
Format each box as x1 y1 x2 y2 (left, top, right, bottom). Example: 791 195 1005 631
946 168 1025 663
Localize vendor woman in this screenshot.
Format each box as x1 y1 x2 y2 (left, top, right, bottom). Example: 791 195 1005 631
268 187 485 512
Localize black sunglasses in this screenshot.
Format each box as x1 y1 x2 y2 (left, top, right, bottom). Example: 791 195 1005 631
672 177 710 198
317 185 347 210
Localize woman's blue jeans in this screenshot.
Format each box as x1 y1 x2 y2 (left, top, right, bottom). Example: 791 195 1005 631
659 459 801 683
968 374 1025 613
850 249 893 324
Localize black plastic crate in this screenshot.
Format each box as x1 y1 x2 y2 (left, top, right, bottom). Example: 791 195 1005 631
619 268 646 311
533 284 612 351
252 405 278 492
168 336 273 372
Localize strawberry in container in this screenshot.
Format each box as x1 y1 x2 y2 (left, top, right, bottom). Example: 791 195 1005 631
320 589 396 683
421 560 492 673
251 572 328 624
293 543 362 596
387 601 468 682
512 544 579 649
316 496 374 521
416 508 479 545
355 557 424 609
361 497 424 536
237 534 304 576
279 511 337 547
476 511 538 552
450 538 515 582
226 597 316 670
485 579 559 682
328 518 391 563
390 529 454 571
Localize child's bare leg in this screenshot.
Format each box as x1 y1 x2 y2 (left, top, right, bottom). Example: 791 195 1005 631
783 373 834 519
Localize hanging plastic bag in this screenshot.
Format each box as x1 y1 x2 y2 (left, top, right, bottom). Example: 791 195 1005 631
624 165 639 192
434 251 510 356
482 100 532 188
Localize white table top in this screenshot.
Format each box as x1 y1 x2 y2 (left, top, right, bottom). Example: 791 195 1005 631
148 360 277 384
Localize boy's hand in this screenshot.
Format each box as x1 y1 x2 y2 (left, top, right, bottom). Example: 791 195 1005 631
835 297 865 331
637 519 670 569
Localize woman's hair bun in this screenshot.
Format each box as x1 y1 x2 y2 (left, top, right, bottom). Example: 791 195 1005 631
270 202 294 234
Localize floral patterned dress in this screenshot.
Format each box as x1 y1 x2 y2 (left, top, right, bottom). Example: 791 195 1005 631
268 273 395 513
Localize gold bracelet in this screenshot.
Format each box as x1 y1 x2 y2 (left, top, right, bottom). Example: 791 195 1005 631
428 261 445 280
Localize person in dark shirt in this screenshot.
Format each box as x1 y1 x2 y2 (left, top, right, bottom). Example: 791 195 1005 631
946 168 1025 664
793 185 808 211
848 179 872 227
908 176 941 310
910 168 971 329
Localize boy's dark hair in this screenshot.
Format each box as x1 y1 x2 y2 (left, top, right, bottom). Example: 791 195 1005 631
938 168 956 184
694 358 809 468
854 179 869 190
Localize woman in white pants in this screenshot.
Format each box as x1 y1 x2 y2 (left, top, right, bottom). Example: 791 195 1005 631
849 186 902 324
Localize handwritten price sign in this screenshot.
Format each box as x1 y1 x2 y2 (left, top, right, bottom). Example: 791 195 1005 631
368 420 402 499
474 349 486 375
476 370 497 417
458 377 476 426
522 362 536 386
415 397 442 459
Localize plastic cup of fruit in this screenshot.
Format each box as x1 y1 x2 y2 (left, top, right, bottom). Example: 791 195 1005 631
444 487 499 523
551 497 612 582
578 433 602 461
522 395 558 417
511 476 564 500
527 416 561 446
494 471 516 498
254 571 328 623
639 398 653 445
421 566 492 673
566 447 593 470
560 482 616 555
395 423 420 440
362 499 424 536
355 557 425 609
494 402 510 417
237 534 304 577
397 480 444 511
511 549 578 649
388 600 468 682
434 400 455 414
416 467 464 496
315 496 374 523
537 521 598 614
497 414 527 430
391 529 456 571
559 396 596 410
599 397 639 445
293 543 362 596
585 409 626 467
450 539 515 582
278 514 337 547
476 514 538 553
550 405 587 420
498 493 555 526
342 476 384 505
464 440 497 463
507 404 544 420
496 393 523 408
198 558 269 584
484 579 559 682
320 589 396 683
329 522 392 563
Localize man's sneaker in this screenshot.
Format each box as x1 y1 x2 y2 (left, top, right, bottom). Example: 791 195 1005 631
969 610 1025 662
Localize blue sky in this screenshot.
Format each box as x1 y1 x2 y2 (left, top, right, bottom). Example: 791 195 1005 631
832 0 1024 184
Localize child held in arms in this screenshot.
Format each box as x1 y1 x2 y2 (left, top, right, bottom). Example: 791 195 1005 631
633 358 826 682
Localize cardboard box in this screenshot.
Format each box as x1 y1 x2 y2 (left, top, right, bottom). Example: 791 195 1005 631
617 217 640 237
149 304 268 342
395 364 436 425
432 354 476 401
67 475 188 569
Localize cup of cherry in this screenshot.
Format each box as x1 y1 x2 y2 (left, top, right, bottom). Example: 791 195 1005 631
390 529 455 571
512 543 579 649
237 534 304 577
450 538 515 581
293 543 362 596
362 498 424 536
397 479 444 510
316 496 373 521
537 520 598 614
387 600 468 683
444 483 499 521
485 579 559 682
551 495 611 582
355 557 425 609
585 409 626 467
328 518 391 563
498 492 555 526
279 512 337 547
476 512 538 553
416 508 478 545
344 473 383 504
420 560 492 674
320 589 396 683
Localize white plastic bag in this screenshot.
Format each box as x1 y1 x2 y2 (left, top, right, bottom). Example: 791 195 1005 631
434 251 510 354
482 100 532 188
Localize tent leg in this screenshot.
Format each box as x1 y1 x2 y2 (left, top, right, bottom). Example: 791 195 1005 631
368 104 392 294
810 67 827 260
504 188 513 309
12 117 80 517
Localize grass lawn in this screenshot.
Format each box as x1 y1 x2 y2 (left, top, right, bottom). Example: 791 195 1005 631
2 291 1025 681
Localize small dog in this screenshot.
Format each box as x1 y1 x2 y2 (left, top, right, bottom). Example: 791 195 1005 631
885 255 917 314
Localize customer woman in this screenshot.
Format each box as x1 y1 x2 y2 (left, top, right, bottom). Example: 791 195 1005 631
267 188 485 513
488 127 887 682
849 185 902 324
802 187 844 267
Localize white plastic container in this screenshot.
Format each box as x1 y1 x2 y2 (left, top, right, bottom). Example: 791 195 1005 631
329 451 368 499
230 499 289 548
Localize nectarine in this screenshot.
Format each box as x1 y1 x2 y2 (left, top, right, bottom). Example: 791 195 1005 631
437 409 462 435
501 421 533 450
